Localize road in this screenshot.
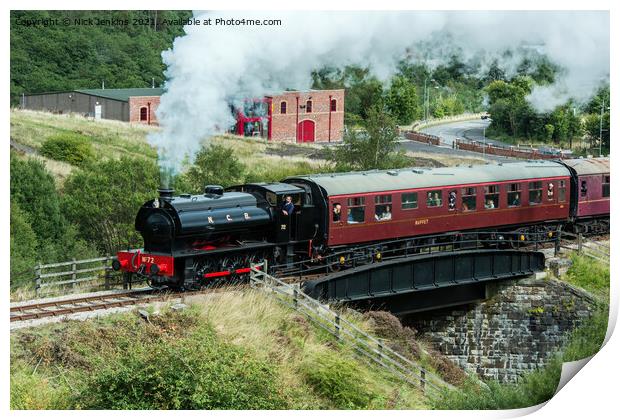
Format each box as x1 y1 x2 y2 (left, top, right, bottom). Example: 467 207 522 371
397 118 511 162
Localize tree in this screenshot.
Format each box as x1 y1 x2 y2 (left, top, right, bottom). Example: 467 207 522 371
182 144 246 192
385 76 419 125
62 157 160 254
329 106 408 171
10 154 66 243
10 200 38 289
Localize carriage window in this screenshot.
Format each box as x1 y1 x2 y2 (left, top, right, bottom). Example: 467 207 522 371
507 183 521 207
448 190 457 211
426 190 443 207
529 181 543 205
332 203 342 222
347 197 365 224
546 182 555 201
580 180 588 197
461 187 476 211
559 180 567 202
401 192 418 210
603 175 610 197
484 185 499 209
280 101 287 114
374 195 392 221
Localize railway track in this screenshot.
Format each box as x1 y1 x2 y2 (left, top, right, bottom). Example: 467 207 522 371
10 289 188 323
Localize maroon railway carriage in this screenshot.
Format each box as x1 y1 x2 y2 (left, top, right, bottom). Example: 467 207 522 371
288 160 573 249
561 158 610 223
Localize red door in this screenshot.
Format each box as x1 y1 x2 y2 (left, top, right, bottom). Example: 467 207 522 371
297 120 315 142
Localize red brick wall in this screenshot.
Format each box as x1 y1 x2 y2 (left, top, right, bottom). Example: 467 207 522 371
128 96 161 125
269 89 344 142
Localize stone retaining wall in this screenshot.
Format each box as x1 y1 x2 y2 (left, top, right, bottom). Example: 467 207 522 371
405 276 597 383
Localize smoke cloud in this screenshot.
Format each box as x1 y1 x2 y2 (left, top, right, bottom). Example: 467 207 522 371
150 10 609 184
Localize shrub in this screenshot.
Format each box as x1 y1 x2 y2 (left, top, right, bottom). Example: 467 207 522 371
10 201 38 289
301 350 378 409
40 132 94 166
10 362 71 409
182 144 246 192
76 322 286 409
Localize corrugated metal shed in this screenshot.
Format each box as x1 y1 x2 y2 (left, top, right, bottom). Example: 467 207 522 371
290 161 570 196
562 157 610 176
75 88 165 102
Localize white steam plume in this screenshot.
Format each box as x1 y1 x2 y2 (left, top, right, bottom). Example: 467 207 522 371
150 10 609 184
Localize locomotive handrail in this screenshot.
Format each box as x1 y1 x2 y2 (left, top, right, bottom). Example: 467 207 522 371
250 264 456 396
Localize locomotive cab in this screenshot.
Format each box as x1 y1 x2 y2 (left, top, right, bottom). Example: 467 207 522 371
226 182 312 243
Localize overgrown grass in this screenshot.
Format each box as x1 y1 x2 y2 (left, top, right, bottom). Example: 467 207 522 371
10 290 429 410
564 253 610 300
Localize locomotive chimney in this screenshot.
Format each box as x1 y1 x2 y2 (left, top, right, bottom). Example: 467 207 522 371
157 187 175 205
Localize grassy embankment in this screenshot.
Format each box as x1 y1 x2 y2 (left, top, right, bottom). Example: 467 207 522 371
433 254 610 409
10 109 332 185
11 290 442 410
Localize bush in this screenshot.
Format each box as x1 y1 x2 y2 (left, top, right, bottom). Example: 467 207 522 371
76 319 286 409
40 132 94 166
62 156 160 254
182 144 246 192
10 362 71 409
10 201 38 289
301 351 378 409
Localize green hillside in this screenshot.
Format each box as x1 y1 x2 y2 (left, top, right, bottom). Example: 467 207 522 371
10 10 191 104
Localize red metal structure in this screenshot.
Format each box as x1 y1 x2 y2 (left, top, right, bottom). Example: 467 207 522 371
234 98 272 139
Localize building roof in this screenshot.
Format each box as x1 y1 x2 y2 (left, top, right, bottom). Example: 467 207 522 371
288 160 571 197
562 157 610 176
75 88 165 102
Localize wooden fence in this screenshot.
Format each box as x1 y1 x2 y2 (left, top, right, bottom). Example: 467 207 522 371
250 264 454 396
455 139 572 160
32 256 139 296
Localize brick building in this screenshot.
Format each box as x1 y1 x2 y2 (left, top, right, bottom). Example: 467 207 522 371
235 89 345 143
21 88 163 125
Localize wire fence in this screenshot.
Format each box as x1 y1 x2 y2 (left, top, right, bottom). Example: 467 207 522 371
250 263 454 396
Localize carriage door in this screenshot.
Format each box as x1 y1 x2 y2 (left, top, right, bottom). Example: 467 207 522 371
297 120 315 143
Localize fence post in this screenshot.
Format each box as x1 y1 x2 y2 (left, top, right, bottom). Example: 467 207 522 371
420 370 426 394
71 258 77 289
104 256 111 290
293 288 298 309
35 263 41 297
578 233 583 254
334 314 341 340
555 229 562 257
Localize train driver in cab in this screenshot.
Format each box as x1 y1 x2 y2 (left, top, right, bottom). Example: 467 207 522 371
281 195 295 216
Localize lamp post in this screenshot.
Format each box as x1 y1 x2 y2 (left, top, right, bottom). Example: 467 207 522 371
483 125 486 160
599 97 605 157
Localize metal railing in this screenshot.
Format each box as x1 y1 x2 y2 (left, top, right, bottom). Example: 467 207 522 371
273 229 559 280
250 263 454 396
